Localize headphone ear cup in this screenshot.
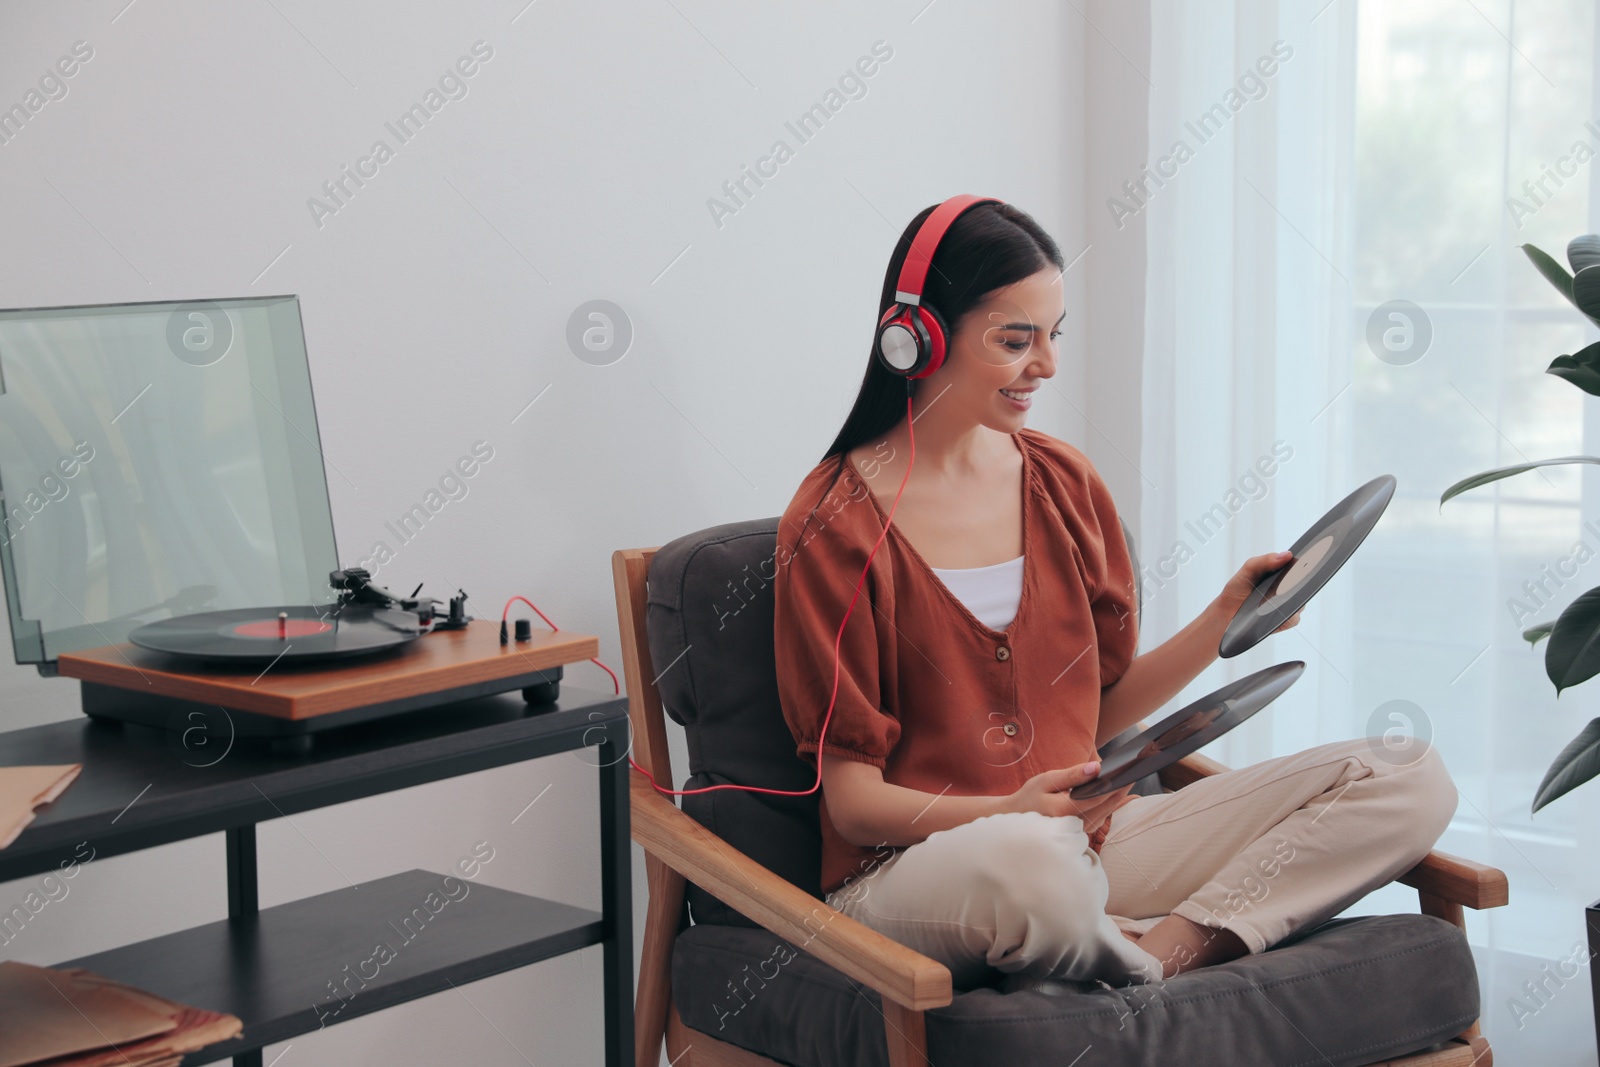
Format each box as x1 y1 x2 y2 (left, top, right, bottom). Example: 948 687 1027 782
908 303 949 380
877 304 926 377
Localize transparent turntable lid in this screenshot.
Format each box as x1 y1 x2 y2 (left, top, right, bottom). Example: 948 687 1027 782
0 295 340 670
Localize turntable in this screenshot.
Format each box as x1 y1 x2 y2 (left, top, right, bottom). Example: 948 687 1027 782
0 295 599 749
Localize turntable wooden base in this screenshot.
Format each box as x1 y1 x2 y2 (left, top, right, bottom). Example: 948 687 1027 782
55 620 601 746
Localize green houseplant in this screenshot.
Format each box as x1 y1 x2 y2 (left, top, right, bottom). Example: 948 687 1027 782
1440 235 1600 815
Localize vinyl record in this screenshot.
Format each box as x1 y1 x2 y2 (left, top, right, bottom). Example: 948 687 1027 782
1070 660 1306 799
1217 474 1397 660
129 603 424 664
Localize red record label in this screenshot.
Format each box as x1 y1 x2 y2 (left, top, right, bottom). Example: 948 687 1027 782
131 604 423 664
232 618 334 638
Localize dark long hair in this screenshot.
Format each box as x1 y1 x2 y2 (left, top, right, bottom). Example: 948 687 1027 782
821 199 1066 464
785 200 1065 552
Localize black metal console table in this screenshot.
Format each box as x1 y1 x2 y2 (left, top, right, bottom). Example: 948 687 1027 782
0 686 633 1066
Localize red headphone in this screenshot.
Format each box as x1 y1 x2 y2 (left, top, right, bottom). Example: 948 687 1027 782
633 195 996 800
875 194 1004 379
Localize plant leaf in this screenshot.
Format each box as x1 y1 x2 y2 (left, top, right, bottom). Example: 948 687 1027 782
1548 343 1600 396
1546 586 1600 694
1520 245 1600 329
1524 620 1556 645
1524 243 1576 302
1533 717 1600 813
1569 234 1600 273
1440 456 1600 508
1575 264 1600 321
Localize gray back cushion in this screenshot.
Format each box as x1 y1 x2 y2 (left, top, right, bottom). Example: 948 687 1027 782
645 513 1150 928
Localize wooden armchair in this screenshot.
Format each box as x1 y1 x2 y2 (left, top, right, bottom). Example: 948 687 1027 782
613 524 1509 1067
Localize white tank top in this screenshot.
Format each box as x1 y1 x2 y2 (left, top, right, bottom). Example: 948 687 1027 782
928 555 1025 632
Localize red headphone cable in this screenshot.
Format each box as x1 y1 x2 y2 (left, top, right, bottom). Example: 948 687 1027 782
500 595 621 691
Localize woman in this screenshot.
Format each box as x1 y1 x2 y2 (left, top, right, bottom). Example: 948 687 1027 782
770 198 1458 992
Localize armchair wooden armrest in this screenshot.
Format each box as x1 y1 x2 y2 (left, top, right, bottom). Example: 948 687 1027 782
1397 849 1508 912
630 772 954 1011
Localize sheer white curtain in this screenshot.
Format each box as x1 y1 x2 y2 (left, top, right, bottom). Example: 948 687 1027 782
1137 1 1600 1060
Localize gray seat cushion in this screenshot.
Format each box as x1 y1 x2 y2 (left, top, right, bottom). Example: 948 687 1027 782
672 913 1480 1066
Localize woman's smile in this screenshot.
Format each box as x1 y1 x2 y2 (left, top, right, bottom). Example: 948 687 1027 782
999 385 1037 411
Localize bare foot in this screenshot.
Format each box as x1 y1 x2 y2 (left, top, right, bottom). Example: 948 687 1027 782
1135 915 1247 978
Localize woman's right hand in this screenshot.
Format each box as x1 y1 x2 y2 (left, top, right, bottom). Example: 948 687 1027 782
997 760 1130 833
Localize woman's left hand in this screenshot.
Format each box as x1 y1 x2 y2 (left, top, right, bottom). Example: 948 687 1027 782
1214 549 1303 634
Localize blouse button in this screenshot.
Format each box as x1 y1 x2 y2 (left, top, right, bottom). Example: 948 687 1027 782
996 645 1011 661
1003 721 1019 736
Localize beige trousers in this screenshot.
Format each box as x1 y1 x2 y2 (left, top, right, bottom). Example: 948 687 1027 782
824 737 1458 988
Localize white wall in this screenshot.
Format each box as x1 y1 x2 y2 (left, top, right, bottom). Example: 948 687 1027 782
1079 2 1151 536
0 1 1149 1062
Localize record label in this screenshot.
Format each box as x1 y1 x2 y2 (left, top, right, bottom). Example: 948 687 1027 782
232 619 334 638
1264 534 1334 603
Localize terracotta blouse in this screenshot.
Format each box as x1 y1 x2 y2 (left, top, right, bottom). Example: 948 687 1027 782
772 427 1142 895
